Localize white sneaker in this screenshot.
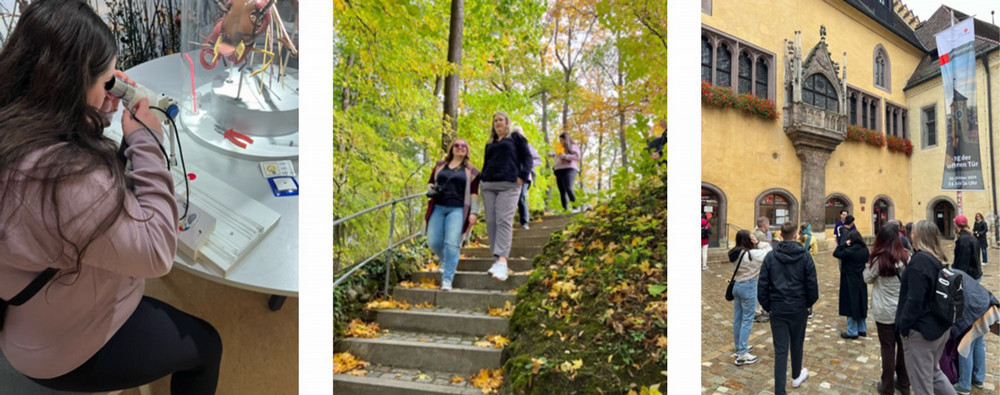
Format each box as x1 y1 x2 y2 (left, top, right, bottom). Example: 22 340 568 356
522 224 530 230
792 368 808 387
734 353 758 366
441 279 452 291
702 265 709 271
731 345 755 359
492 262 509 281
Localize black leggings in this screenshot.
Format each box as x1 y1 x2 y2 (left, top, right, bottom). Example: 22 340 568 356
30 296 222 395
554 168 577 210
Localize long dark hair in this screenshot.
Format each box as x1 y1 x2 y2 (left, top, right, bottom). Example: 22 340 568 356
868 224 908 277
846 229 866 248
0 0 127 275
559 132 575 150
729 230 753 256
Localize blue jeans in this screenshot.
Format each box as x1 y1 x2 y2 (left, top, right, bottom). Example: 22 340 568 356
846 316 867 336
732 278 757 356
956 336 986 390
981 245 988 263
516 181 531 226
426 205 464 283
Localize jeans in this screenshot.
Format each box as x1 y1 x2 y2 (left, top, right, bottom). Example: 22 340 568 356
554 168 577 210
516 181 531 226
981 244 988 263
875 322 909 395
426 204 464 282
732 278 757 356
956 336 986 391
846 316 867 336
770 313 808 395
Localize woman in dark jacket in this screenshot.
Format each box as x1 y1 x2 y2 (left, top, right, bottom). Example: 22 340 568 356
424 138 480 291
973 213 988 265
834 229 869 339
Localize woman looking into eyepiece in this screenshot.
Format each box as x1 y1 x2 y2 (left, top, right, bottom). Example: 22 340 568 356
0 1 221 393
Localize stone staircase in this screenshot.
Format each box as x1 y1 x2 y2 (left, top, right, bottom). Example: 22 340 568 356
334 214 574 394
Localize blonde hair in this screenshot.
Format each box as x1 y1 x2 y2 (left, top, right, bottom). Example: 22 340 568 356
489 111 511 143
911 220 948 263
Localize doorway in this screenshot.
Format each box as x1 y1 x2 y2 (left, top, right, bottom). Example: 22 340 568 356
933 200 956 239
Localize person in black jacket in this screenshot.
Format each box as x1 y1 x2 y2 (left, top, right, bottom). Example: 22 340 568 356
480 111 533 282
952 215 981 280
952 215 986 394
972 213 988 265
758 222 818 395
896 221 956 395
834 229 869 339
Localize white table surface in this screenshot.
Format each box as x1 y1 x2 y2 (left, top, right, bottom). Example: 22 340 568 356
119 52 298 297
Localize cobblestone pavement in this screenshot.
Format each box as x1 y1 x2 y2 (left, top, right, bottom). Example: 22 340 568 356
702 244 1000 394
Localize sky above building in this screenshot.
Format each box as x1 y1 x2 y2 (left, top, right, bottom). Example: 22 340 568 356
905 0 998 26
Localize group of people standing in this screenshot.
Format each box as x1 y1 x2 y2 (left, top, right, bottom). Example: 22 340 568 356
423 112 582 290
724 209 996 395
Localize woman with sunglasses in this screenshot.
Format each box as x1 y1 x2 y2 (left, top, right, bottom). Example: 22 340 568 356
425 138 481 291
0 1 221 393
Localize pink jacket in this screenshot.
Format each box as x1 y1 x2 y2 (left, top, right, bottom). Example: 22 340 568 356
0 130 177 379
553 143 582 171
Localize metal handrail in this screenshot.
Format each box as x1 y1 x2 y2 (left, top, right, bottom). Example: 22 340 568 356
333 192 426 294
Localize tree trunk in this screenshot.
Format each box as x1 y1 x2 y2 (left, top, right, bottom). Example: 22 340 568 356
341 55 354 111
562 70 571 134
442 0 464 152
597 118 604 192
617 64 629 168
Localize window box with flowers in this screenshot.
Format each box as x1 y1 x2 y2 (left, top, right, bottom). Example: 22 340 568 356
701 81 779 120
845 125 912 156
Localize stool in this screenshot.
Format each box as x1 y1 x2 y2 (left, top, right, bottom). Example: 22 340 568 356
103 383 152 395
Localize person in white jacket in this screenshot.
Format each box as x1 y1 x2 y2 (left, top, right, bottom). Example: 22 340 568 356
728 230 773 365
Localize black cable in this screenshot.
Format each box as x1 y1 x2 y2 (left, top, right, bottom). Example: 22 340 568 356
122 107 169 166
150 106 190 222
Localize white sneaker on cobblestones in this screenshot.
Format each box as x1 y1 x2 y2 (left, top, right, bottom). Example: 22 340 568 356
792 368 808 387
731 345 755 359
441 280 452 291
734 353 758 366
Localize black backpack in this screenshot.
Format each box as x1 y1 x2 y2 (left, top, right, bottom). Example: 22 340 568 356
701 227 711 239
932 265 964 324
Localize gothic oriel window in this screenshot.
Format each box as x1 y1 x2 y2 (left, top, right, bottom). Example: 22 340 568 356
738 52 752 94
803 74 838 112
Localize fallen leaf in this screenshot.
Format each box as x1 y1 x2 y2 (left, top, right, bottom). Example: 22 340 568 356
345 369 367 377
413 301 434 309
398 281 416 289
488 301 514 318
416 374 429 381
451 376 466 384
655 335 667 349
333 352 369 374
343 319 380 338
365 297 412 311
469 368 503 394
485 334 510 348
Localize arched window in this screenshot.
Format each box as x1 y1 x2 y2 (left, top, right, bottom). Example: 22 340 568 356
850 95 858 125
701 36 713 83
716 43 732 87
872 197 893 235
824 196 851 227
738 52 752 94
873 45 891 92
755 59 768 98
759 193 791 226
869 100 877 130
803 74 838 112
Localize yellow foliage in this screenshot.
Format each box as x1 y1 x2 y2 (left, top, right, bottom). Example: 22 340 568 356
551 280 577 296
365 297 412 311
398 281 416 288
470 368 504 394
642 384 663 395
333 352 369 374
418 277 438 289
485 334 509 348
488 301 514 318
345 369 367 376
413 301 434 309
344 319 380 338
559 359 584 380
655 335 667 349
421 262 441 272
530 357 547 374
450 376 466 384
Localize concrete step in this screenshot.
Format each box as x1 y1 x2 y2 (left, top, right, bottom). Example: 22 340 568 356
462 246 542 259
374 307 508 336
392 288 516 311
520 216 573 228
412 271 529 291
334 366 483 395
508 226 567 238
336 331 503 375
457 258 533 272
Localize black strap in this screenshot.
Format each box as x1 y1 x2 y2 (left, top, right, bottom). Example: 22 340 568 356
6 268 58 306
1 268 58 331
729 250 747 283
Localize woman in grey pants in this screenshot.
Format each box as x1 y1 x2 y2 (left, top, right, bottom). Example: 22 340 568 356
480 112 533 281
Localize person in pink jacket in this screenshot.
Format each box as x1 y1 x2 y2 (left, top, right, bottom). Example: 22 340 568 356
0 1 220 393
549 132 582 212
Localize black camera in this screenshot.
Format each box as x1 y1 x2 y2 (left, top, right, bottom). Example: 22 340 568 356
427 185 444 198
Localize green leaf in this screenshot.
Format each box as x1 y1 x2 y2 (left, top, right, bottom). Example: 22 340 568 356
647 284 666 297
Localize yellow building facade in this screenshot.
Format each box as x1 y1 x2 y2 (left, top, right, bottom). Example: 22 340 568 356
701 0 1000 249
